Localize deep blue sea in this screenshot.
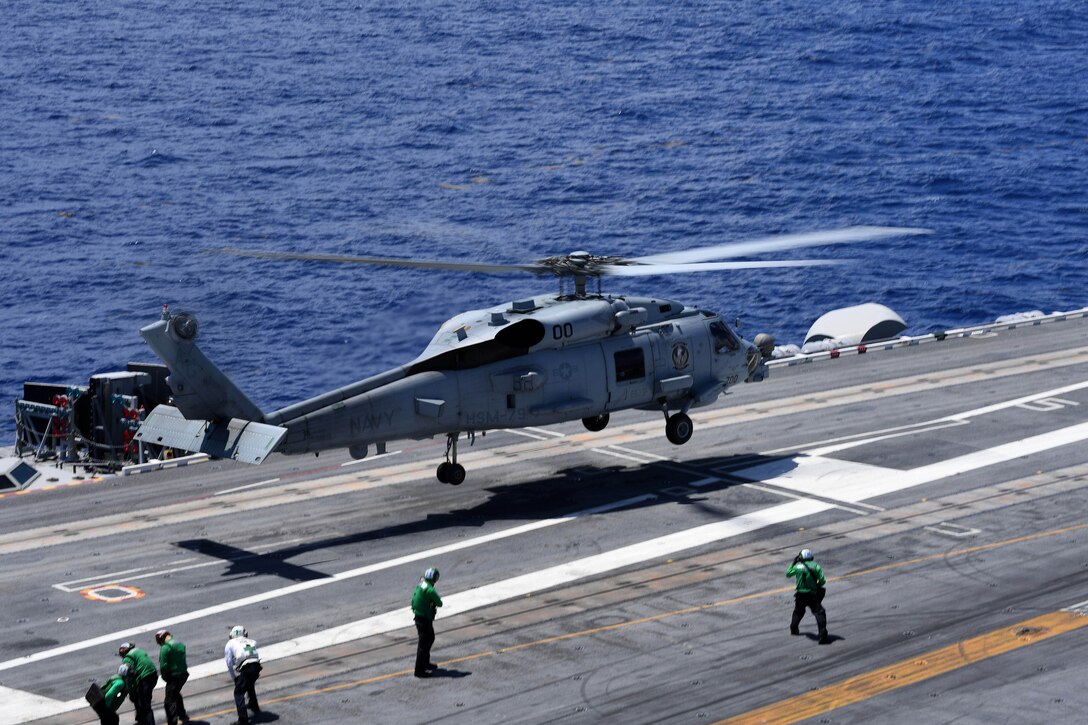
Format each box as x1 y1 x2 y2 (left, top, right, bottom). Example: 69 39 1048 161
2 1 1086 440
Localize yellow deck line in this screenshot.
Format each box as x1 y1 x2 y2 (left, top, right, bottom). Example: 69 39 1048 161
719 610 1088 725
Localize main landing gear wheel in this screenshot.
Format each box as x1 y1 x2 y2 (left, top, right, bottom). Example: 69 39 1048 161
437 431 467 485
581 414 610 432
436 462 466 485
665 413 693 445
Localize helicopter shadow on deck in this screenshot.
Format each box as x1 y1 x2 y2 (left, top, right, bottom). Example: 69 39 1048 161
173 453 797 582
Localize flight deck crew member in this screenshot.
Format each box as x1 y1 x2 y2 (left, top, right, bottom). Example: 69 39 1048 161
225 625 262 725
86 673 127 725
117 642 159 725
155 629 189 725
787 549 830 644
411 567 443 677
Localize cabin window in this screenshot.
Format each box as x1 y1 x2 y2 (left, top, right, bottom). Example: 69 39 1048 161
709 321 739 353
614 348 645 382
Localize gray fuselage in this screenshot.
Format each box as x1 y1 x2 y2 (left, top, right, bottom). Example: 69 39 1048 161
271 296 760 456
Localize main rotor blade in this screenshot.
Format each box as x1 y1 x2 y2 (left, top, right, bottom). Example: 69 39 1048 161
600 259 843 276
219 247 546 275
631 226 930 265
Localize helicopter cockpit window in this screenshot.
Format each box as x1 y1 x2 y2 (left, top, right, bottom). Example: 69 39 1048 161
614 348 645 382
709 321 739 354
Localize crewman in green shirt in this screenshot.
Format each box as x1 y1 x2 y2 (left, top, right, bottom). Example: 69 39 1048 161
85 673 126 725
117 642 158 724
411 567 443 677
787 549 831 644
156 629 189 725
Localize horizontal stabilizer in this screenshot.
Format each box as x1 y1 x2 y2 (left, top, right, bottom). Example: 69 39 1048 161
135 405 286 465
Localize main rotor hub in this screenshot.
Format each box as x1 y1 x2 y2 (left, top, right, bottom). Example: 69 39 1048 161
536 252 632 279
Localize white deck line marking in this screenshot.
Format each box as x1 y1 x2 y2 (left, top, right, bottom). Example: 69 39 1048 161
760 424 939 456
689 476 721 488
55 560 217 592
339 450 402 467
4 685 70 724
924 524 981 538
214 478 281 495
505 429 550 440
53 565 153 590
52 540 307 591
803 379 1088 456
1061 599 1088 616
735 421 1088 504
0 494 656 675
741 483 875 516
591 447 652 464
802 421 969 457
608 445 669 461
523 426 566 438
1017 397 1079 412
945 380 1088 421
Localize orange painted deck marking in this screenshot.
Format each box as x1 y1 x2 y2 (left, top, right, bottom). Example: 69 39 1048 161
719 610 1088 725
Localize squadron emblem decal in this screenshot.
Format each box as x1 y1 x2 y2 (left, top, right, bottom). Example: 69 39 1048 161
671 342 690 370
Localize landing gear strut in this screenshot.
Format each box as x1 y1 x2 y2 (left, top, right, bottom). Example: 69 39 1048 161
663 407 693 445
436 432 467 485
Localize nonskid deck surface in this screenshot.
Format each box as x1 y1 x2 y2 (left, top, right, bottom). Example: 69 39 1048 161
3 317 1087 724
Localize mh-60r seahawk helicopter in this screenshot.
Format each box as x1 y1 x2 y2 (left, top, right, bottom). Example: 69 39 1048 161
135 226 927 484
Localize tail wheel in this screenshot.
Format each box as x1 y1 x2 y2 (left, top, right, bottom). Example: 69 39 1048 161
665 413 693 445
581 414 610 432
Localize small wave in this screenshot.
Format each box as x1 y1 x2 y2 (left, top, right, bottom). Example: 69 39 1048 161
130 149 185 167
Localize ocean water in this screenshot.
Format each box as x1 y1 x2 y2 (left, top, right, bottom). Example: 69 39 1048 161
2 1 1086 440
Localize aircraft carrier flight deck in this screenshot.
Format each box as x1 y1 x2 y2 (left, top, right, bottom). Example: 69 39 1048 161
3 313 1087 724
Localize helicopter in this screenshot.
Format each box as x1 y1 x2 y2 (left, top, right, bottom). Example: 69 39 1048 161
134 226 928 485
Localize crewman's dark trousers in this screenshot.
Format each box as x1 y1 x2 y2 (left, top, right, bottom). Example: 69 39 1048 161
133 674 158 725
414 615 436 674
233 663 261 724
87 684 119 725
164 674 188 725
90 701 119 725
791 591 828 637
